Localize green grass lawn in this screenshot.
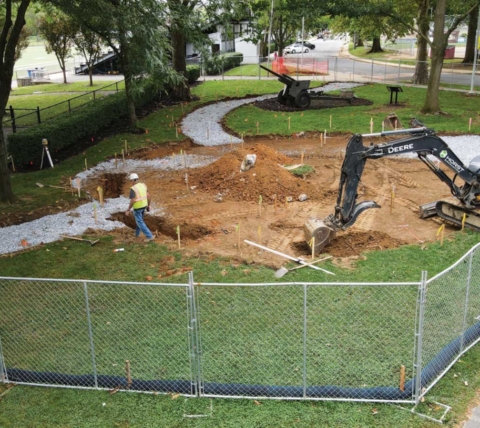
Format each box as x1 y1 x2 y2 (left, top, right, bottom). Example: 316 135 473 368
225 83 480 136
10 80 124 96
3 93 110 127
2 79 480 426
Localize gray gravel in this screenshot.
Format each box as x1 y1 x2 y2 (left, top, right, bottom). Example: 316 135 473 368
0 197 129 255
72 155 217 188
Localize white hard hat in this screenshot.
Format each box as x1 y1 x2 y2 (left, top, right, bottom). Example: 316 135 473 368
129 173 139 180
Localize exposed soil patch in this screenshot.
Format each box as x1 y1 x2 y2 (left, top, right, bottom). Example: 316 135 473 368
109 212 211 240
0 198 83 228
86 133 462 269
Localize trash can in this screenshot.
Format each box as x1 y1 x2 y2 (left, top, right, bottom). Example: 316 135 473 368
429 46 456 59
444 45 455 59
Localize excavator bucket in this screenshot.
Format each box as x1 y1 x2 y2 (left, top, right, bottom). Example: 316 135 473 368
304 218 336 256
382 114 402 130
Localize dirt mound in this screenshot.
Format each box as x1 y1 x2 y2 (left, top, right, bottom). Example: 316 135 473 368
189 144 321 203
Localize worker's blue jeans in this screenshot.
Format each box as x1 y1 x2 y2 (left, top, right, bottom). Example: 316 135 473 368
133 208 153 239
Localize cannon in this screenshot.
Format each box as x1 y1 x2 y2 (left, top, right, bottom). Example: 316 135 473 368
260 65 357 110
260 65 311 108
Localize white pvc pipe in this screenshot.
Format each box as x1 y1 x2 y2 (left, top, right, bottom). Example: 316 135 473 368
244 240 335 275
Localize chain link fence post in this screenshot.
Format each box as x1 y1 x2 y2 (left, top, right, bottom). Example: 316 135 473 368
188 271 202 397
302 283 307 398
414 271 428 404
0 334 7 383
460 252 474 353
83 281 98 389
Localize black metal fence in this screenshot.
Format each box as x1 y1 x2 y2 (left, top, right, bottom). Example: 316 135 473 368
2 80 124 133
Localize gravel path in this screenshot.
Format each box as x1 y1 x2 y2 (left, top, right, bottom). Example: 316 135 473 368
181 83 363 146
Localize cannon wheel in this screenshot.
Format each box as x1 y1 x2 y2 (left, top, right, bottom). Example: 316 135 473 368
277 90 287 105
295 91 311 109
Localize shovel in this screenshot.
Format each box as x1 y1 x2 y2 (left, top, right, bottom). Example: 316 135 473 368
36 182 66 190
61 235 99 246
275 256 332 278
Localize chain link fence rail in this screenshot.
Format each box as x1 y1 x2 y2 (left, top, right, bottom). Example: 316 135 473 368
2 245 480 403
0 277 196 395
186 55 480 92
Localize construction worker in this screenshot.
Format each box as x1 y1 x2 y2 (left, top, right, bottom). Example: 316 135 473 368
125 173 154 242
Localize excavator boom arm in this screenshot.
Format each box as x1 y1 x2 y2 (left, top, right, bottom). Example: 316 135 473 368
305 124 480 255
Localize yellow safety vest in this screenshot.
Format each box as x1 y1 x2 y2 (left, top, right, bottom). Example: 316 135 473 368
131 182 148 209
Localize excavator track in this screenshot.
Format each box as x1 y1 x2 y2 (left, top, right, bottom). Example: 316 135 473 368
436 201 480 232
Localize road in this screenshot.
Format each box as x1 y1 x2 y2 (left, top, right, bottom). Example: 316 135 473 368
286 38 479 89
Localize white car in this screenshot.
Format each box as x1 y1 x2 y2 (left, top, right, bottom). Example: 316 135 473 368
284 43 309 55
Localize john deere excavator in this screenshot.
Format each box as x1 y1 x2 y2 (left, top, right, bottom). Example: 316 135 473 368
304 122 480 255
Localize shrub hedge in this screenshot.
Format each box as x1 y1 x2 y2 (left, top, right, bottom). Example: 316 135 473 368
205 52 243 75
7 92 128 168
7 88 157 168
186 65 200 83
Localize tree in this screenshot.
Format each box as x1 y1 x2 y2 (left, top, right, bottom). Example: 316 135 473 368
0 0 31 203
247 0 323 58
73 23 104 86
330 14 408 54
412 0 430 84
53 0 180 127
420 0 479 114
166 0 252 100
463 5 479 63
37 10 76 84
330 0 480 113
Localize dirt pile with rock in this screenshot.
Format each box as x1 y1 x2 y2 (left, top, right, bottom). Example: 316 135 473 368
190 144 321 203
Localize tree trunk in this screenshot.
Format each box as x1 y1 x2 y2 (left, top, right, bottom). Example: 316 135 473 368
116 31 137 127
412 0 430 84
89 66 93 86
0 0 30 203
59 57 67 84
275 15 285 57
0 130 14 203
170 26 191 100
421 0 448 114
367 36 383 53
123 64 137 126
463 5 479 64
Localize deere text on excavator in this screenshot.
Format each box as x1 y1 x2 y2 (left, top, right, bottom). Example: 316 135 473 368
304 121 480 255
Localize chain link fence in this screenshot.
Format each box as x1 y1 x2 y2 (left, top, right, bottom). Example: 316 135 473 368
1 244 480 403
187 55 480 92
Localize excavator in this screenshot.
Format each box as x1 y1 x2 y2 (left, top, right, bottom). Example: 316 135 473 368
304 121 480 255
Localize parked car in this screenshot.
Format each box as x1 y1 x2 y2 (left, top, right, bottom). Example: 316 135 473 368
295 40 315 50
284 43 309 54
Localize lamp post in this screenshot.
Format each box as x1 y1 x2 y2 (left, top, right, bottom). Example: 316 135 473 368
469 6 480 93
